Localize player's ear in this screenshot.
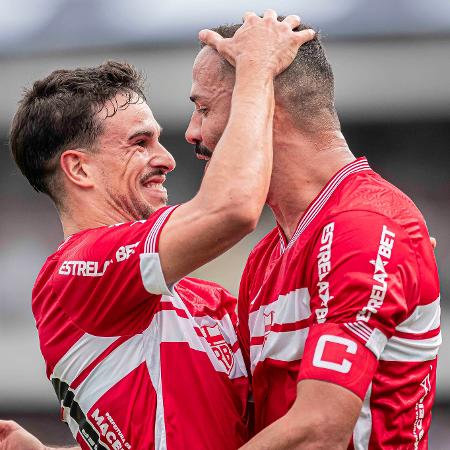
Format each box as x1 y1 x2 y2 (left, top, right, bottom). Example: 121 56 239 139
60 149 95 189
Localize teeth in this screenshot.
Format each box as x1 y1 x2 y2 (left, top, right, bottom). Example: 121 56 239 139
196 154 210 161
145 183 166 191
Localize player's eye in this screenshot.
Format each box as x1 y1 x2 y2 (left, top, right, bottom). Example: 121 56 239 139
135 140 146 147
197 107 208 117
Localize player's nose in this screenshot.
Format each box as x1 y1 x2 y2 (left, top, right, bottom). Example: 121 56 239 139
152 142 176 172
185 111 201 145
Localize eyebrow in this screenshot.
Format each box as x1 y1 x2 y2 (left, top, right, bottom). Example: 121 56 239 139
128 125 163 142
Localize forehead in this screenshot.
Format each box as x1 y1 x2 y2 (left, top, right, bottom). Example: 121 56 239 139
191 48 233 98
98 93 160 140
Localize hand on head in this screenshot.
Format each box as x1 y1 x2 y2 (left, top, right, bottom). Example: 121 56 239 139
199 9 315 77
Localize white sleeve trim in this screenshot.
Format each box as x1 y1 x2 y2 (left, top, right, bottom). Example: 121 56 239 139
140 206 179 295
144 206 178 253
365 328 388 359
140 253 174 296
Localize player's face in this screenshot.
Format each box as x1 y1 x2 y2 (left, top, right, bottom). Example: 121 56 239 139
186 48 234 167
92 94 175 220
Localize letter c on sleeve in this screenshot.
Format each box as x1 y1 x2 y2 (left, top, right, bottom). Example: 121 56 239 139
312 334 357 374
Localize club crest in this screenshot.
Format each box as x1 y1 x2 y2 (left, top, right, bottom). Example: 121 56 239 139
200 324 234 374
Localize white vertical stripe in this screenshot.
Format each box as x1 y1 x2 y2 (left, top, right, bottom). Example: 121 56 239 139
143 315 167 450
353 383 373 450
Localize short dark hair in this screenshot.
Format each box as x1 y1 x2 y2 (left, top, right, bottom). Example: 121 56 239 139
10 60 146 205
202 18 337 129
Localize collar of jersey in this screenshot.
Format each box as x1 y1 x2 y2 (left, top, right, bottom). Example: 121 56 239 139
277 157 372 254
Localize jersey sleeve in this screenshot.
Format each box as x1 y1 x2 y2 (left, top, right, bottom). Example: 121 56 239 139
298 210 420 399
53 205 179 336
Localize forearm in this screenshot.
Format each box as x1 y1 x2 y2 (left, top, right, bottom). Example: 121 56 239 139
44 447 79 450
196 63 274 219
242 379 361 450
240 414 310 450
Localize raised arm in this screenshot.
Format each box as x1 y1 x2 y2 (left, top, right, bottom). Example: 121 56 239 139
159 10 315 284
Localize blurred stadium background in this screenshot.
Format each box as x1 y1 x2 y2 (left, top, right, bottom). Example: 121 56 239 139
0 0 448 447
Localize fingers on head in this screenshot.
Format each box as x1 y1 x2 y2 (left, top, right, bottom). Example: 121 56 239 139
243 11 259 24
283 14 301 29
263 9 278 21
295 28 316 44
198 29 223 49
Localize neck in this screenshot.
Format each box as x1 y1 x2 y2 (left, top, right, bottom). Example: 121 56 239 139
59 195 141 239
268 125 354 241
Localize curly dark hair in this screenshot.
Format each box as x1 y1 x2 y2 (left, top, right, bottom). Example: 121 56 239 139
10 60 146 205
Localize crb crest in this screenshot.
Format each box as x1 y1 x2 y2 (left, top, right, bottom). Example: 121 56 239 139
199 324 234 374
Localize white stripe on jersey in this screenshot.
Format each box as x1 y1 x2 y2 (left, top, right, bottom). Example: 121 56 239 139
143 308 167 450
249 288 311 332
162 293 247 379
343 322 388 360
52 334 120 384
250 328 310 373
53 335 146 449
249 288 311 372
365 328 388 359
140 253 173 296
395 296 440 334
50 288 247 449
379 296 441 362
380 333 441 362
144 206 177 254
76 335 146 412
344 322 372 342
353 383 373 450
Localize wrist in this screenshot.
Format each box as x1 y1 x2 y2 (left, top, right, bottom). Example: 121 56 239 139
235 59 274 81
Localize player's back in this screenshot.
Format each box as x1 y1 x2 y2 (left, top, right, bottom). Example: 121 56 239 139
239 158 440 449
33 206 248 450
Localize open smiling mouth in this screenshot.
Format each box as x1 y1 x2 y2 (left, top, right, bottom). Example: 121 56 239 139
141 174 167 193
195 143 213 162
195 153 211 162
142 182 167 192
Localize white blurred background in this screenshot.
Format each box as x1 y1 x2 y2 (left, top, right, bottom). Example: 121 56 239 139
0 0 449 446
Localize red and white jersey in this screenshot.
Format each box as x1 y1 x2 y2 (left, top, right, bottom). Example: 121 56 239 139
33 205 249 450
238 158 441 449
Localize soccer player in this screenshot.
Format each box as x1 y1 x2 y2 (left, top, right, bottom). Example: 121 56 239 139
185 20 441 449
8 11 315 450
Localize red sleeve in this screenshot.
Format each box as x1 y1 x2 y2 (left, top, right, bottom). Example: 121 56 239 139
298 210 419 399
53 205 178 336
